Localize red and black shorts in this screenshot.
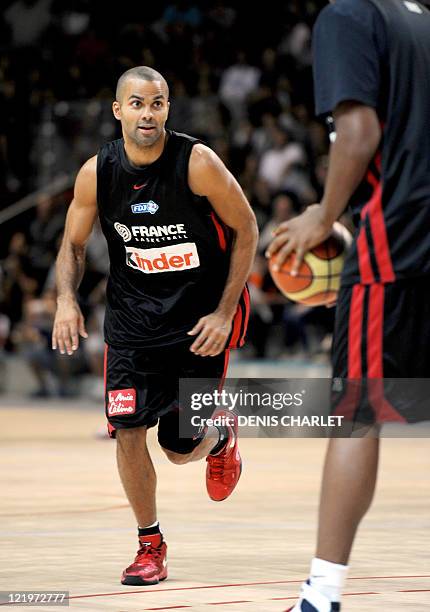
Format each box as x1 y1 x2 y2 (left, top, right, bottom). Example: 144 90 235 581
104 339 230 453
331 279 430 425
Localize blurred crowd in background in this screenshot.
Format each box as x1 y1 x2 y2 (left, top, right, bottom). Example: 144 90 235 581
0 0 337 397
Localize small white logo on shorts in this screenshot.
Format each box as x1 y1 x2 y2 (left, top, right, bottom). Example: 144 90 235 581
404 1 423 13
114 222 132 242
332 378 343 393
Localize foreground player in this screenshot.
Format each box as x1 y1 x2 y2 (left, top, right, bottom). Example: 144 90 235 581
52 66 258 585
267 0 430 610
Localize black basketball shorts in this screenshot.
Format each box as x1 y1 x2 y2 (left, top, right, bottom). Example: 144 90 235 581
104 339 230 453
331 279 430 424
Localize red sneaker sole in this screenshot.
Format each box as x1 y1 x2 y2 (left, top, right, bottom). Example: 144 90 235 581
121 572 168 586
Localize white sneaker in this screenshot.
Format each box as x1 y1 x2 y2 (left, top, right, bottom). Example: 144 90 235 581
285 581 340 612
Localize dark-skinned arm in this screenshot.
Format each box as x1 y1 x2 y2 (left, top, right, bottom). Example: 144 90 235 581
187 144 258 356
266 102 382 274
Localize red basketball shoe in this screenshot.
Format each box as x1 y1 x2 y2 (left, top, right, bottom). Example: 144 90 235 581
121 533 167 586
206 410 242 501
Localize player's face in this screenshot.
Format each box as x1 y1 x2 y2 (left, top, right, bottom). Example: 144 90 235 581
113 78 170 147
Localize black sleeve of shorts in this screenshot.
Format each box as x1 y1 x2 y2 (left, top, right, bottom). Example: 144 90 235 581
312 0 385 117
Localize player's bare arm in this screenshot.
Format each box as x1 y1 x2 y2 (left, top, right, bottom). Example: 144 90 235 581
187 144 258 357
52 155 98 355
266 102 381 274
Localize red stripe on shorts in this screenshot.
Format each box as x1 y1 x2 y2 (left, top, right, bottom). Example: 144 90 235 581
348 285 366 378
103 343 108 392
366 284 405 422
367 284 384 378
239 286 250 346
104 344 117 437
229 304 243 348
357 226 375 284
366 172 395 283
218 349 230 392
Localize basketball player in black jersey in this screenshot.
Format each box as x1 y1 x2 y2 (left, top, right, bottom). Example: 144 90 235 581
52 66 258 586
267 0 430 610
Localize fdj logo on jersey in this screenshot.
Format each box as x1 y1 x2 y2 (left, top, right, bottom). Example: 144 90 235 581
131 201 159 214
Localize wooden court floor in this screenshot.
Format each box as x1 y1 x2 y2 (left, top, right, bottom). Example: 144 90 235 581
0 401 429 611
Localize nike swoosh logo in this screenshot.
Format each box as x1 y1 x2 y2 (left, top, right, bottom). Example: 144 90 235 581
133 182 148 190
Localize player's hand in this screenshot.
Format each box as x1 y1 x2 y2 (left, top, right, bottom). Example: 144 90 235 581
52 296 88 355
265 204 332 276
187 311 232 357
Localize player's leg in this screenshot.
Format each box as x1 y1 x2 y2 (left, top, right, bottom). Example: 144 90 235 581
116 426 167 586
285 286 373 611
162 434 218 464
318 289 379 564
285 280 426 610
159 345 242 501
160 409 241 502
315 280 429 573
285 437 379 612
158 346 229 469
116 426 156 528
160 406 236 464
316 437 379 565
105 344 168 586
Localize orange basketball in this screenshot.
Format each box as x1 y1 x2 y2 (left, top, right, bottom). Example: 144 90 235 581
269 223 352 306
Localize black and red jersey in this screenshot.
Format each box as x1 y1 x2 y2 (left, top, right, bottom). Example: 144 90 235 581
96 130 249 349
313 0 430 285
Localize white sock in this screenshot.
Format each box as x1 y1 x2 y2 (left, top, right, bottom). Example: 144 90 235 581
206 425 225 454
205 425 219 440
138 520 159 530
309 557 348 603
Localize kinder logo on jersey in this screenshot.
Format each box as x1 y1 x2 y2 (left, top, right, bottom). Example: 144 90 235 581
131 201 159 214
107 388 136 416
114 222 132 242
126 242 200 274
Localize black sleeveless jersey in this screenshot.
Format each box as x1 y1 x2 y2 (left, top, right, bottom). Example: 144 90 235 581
96 130 249 349
313 0 430 285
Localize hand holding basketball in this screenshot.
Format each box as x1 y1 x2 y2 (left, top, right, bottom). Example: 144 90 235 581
266 204 332 275
266 205 352 306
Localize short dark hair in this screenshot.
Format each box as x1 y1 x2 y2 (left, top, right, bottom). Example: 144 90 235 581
115 66 169 102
